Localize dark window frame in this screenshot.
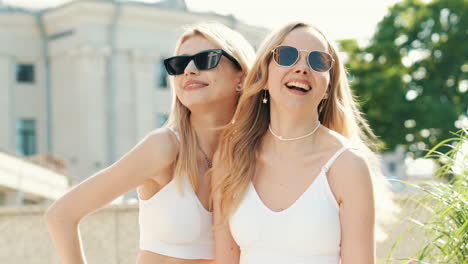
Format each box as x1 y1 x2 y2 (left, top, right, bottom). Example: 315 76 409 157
16 64 35 83
17 119 37 156
157 59 168 89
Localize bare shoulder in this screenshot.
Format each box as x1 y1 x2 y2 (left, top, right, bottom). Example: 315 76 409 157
331 148 369 177
327 147 372 204
145 127 179 152
141 127 179 164
319 127 372 202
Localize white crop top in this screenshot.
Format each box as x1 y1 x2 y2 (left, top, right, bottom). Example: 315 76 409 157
229 146 355 264
138 127 214 260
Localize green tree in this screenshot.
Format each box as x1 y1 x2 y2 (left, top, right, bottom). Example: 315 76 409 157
341 0 467 155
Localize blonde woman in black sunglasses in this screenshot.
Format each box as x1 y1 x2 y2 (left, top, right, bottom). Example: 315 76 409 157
45 22 254 264
212 21 397 264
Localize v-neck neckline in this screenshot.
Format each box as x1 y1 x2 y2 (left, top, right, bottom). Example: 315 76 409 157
249 167 327 215
183 175 212 215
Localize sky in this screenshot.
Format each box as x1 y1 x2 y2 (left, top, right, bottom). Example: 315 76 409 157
186 0 402 40
3 0 402 41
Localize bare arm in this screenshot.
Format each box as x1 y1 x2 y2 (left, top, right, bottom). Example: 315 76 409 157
211 152 240 264
329 150 375 264
44 128 178 264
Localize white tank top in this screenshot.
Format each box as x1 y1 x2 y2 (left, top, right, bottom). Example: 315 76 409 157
138 127 214 260
229 146 354 264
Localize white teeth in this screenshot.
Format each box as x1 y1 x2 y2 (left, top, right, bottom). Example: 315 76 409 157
188 83 205 88
286 81 310 90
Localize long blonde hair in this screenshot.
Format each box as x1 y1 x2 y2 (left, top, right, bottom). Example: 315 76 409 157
165 22 255 194
215 21 396 240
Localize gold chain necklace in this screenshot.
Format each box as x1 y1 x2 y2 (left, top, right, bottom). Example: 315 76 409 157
195 134 212 168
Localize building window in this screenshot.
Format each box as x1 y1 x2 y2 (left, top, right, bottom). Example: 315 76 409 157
157 59 168 88
156 113 169 128
17 119 37 156
16 64 35 83
388 162 397 173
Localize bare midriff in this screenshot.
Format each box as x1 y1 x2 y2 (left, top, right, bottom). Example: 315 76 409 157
137 250 213 264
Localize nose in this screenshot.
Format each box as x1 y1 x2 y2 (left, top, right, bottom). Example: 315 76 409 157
293 53 310 75
184 59 199 76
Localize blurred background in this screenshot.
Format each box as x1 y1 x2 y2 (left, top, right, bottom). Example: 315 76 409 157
0 0 466 263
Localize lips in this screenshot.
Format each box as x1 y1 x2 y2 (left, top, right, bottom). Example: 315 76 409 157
285 79 312 93
184 80 209 90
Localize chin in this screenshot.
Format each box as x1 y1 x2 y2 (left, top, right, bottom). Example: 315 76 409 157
274 98 316 112
185 97 224 109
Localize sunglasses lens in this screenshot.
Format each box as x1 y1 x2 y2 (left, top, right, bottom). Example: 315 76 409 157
164 56 190 75
274 46 298 66
164 49 227 75
308 51 333 72
194 50 222 70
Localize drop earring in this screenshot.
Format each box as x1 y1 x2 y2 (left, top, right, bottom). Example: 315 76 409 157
262 90 268 104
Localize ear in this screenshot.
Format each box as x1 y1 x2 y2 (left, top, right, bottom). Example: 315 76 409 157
237 72 246 85
235 73 247 91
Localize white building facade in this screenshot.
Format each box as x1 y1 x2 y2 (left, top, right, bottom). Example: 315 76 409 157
0 0 267 184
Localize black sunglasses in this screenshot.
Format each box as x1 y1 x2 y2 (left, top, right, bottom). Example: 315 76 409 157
164 48 241 76
271 45 334 73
